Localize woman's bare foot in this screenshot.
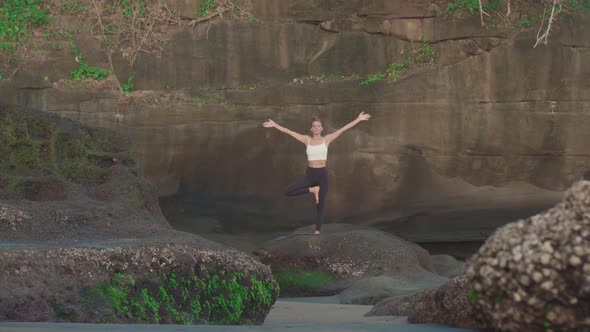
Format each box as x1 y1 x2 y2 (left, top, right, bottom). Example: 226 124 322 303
309 186 319 205
314 230 320 235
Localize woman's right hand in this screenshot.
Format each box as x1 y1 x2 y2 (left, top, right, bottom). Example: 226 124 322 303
263 119 276 128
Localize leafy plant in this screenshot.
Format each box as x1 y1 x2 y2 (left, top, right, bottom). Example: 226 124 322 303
60 0 90 15
520 14 532 27
445 0 499 15
121 0 146 17
564 0 590 12
191 96 222 103
70 43 111 80
415 36 433 62
71 63 111 80
120 76 135 92
0 0 50 53
199 0 216 17
388 63 408 79
360 72 385 85
248 14 263 23
361 36 433 85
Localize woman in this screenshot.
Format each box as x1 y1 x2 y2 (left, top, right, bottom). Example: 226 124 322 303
263 112 371 234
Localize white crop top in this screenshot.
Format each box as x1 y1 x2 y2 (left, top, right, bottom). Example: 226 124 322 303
306 138 328 161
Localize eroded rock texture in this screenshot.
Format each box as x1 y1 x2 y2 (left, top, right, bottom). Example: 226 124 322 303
466 180 590 331
1 2 588 241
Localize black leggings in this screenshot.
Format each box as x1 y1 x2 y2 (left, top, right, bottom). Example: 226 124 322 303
285 167 328 231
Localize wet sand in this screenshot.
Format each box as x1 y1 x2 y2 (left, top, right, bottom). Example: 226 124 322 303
0 300 475 332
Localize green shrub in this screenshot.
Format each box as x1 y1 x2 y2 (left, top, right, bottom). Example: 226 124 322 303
199 0 216 17
445 0 499 15
0 0 50 53
387 63 406 80
360 72 385 85
120 76 135 92
121 0 146 17
520 14 532 27
564 0 590 12
70 43 111 80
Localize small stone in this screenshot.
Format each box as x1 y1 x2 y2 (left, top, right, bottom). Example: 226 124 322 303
540 281 553 290
519 275 530 286
573 246 584 256
569 256 582 266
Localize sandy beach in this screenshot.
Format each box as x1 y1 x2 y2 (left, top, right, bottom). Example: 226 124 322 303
0 299 475 332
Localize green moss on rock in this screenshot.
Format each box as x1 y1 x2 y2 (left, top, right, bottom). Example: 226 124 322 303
0 104 134 199
273 268 333 296
87 269 279 325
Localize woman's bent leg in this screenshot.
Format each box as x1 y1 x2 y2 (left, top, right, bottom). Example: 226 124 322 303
285 177 312 196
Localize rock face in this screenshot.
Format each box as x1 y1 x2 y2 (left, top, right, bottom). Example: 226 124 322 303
0 103 278 324
1 2 589 241
466 180 590 331
254 225 447 302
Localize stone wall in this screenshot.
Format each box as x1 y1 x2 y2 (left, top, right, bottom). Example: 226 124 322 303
1 1 589 241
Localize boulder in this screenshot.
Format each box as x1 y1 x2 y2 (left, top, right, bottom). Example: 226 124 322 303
337 271 447 305
255 225 443 301
408 275 476 329
466 180 590 331
365 276 477 330
365 292 425 317
431 254 466 278
0 103 278 324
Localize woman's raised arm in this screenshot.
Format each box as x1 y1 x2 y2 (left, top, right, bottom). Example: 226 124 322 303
325 111 370 145
263 119 309 145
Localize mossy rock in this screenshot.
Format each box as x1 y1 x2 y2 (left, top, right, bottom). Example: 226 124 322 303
84 268 278 324
0 102 142 204
0 240 280 325
273 268 336 297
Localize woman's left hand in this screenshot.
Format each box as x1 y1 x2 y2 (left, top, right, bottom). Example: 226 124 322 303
358 111 371 121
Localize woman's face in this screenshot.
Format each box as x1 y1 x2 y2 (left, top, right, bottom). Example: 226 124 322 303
310 120 323 135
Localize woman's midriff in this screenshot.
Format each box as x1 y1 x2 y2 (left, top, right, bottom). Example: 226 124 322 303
308 160 327 168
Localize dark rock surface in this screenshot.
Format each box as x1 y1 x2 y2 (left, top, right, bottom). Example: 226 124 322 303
0 103 278 324
255 225 447 302
466 180 590 331
366 276 477 330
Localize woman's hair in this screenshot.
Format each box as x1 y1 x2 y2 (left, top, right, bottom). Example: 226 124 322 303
311 116 321 124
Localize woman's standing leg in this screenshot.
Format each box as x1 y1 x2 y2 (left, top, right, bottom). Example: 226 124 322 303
315 169 329 233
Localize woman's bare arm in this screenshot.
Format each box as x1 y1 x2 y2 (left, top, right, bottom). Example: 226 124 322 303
325 111 371 145
263 119 309 144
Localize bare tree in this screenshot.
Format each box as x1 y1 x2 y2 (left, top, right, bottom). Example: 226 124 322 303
534 0 561 47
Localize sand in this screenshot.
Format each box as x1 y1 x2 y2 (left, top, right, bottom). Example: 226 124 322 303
0 299 475 332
